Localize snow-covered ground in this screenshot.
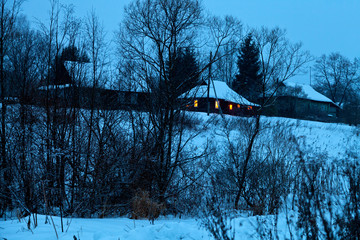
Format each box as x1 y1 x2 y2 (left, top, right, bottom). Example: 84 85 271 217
192 113 359 160
262 116 359 159
1 114 358 239
1 212 297 240
1 214 208 240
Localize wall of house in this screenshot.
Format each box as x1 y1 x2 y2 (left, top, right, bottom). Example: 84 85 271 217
185 98 257 116
265 96 338 121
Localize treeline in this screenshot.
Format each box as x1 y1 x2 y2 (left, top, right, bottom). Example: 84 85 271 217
0 0 359 238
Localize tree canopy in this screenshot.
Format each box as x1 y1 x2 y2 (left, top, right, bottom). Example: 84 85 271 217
166 47 200 97
233 34 262 101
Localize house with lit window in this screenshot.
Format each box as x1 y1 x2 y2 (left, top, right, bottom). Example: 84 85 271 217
180 80 259 116
37 60 259 116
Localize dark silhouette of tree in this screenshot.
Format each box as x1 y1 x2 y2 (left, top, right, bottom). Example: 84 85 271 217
233 34 262 101
0 0 24 216
118 0 242 211
166 47 200 97
313 52 359 106
60 45 90 63
52 46 90 86
120 0 204 207
253 27 312 107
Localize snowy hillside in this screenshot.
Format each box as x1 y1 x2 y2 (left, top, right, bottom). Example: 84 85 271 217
1 114 359 240
191 113 359 160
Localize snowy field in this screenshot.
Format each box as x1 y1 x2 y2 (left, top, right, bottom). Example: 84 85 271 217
1 114 359 239
1 214 208 240
0 213 296 240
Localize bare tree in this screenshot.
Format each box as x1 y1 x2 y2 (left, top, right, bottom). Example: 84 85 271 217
119 0 203 207
117 0 243 214
6 15 41 219
313 52 359 106
253 27 312 106
212 38 239 85
81 9 110 213
211 28 313 213
0 0 24 217
213 118 297 212
35 1 85 229
205 15 243 64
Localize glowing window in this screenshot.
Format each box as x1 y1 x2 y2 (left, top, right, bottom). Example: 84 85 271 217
247 106 253 110
215 100 219 109
237 104 240 108
229 104 233 110
194 100 198 107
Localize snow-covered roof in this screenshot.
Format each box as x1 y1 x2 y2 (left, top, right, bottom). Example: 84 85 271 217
180 80 259 106
282 82 337 105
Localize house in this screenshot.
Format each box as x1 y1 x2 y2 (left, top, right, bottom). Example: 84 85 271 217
180 80 259 116
267 82 340 120
37 61 259 117
37 61 150 111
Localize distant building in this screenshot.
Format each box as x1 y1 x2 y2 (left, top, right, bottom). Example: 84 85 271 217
37 61 259 117
36 61 150 110
265 82 340 120
180 80 259 116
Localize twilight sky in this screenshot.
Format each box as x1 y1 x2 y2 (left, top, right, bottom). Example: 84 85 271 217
22 0 360 83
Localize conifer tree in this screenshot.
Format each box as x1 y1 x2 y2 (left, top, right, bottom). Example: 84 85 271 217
233 34 262 101
167 47 200 97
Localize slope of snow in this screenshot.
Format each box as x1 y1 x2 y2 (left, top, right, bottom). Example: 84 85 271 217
1 114 358 239
191 113 359 160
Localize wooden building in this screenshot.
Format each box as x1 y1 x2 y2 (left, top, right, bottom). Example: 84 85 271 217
37 61 259 117
265 82 340 120
180 80 259 116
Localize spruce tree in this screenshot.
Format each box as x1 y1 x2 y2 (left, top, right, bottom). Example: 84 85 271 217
233 34 262 101
167 47 200 97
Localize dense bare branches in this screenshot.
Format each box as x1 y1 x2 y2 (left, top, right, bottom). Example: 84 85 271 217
0 0 24 217
1 2 359 234
314 53 359 105
253 27 313 105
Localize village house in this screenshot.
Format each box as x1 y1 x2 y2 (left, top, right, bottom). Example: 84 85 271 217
180 80 259 116
266 82 340 120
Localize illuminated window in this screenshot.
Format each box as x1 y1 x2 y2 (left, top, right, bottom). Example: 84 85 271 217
247 106 253 110
229 104 233 110
194 100 198 107
215 100 219 109
237 104 240 108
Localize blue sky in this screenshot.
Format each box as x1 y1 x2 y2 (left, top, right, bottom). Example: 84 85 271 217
23 0 359 84
23 0 360 60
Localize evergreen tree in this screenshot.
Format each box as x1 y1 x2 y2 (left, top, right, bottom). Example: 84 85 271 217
60 45 90 63
167 47 200 97
233 34 262 101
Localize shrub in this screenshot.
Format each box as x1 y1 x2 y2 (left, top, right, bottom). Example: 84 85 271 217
131 190 165 223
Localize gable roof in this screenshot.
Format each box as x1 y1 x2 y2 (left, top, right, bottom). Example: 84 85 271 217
280 82 339 107
180 80 259 106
